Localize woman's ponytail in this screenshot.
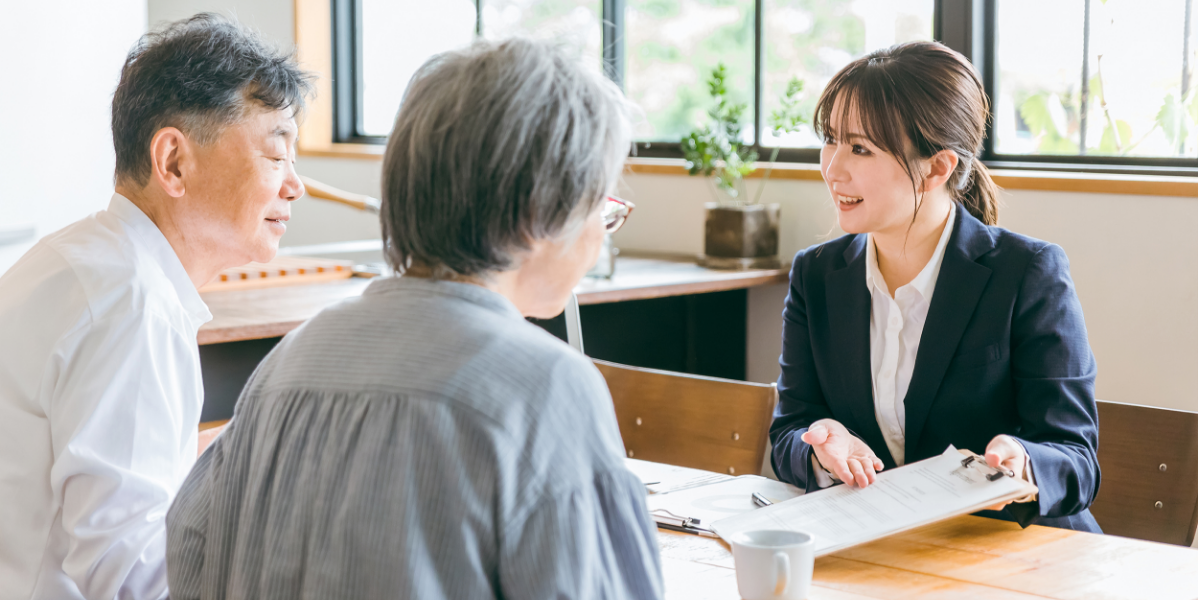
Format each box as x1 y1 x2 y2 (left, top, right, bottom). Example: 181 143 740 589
958 160 1000 226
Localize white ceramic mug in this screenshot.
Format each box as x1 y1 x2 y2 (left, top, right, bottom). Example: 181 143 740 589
729 529 815 600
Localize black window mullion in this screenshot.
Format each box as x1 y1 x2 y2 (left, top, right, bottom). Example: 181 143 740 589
981 0 998 160
353 0 367 138
753 0 763 149
934 0 987 68
331 0 356 143
602 0 625 89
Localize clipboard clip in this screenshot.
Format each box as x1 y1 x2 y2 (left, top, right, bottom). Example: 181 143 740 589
959 453 1015 482
649 508 703 528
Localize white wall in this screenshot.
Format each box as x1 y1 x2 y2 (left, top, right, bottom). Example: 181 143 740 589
148 0 292 51
144 0 1199 412
0 0 147 273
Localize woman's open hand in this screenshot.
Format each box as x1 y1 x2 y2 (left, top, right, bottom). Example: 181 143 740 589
800 419 885 488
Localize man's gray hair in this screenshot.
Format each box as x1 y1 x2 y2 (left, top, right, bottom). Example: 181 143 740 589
381 38 634 278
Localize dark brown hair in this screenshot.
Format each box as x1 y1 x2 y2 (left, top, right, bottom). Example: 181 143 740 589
813 41 1000 225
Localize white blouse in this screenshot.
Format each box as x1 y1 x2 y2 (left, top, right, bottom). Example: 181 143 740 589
865 203 957 467
0 194 210 600
811 204 955 486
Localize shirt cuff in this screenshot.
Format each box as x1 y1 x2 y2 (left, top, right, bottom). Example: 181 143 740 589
1013 451 1038 504
811 454 840 488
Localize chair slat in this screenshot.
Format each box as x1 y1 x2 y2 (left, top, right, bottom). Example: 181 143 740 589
594 360 777 476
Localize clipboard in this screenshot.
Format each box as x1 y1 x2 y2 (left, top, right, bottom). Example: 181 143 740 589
710 446 1038 556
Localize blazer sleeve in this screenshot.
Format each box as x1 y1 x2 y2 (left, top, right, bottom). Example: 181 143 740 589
769 250 837 492
1005 243 1101 526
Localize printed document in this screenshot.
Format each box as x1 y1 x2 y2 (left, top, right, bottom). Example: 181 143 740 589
647 475 803 529
625 458 733 494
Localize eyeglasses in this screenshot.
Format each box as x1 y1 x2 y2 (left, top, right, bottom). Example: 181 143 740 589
602 196 635 234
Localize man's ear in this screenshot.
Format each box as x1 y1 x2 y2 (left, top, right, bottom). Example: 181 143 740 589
921 149 959 193
148 127 189 198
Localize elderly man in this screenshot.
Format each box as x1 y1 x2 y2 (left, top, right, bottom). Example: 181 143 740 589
0 14 311 600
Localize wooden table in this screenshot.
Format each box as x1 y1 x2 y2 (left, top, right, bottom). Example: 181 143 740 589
198 254 788 345
659 515 1197 600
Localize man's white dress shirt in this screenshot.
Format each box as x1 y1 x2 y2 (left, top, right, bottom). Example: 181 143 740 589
0 194 211 600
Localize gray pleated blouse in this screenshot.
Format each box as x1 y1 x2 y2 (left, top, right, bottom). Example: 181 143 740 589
165 276 663 599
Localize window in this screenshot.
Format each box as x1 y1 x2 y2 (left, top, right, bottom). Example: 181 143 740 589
624 0 755 142
988 0 1196 171
335 0 1197 175
357 1 476 137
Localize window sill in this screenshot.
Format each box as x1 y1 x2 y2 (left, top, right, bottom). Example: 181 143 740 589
297 148 1196 198
299 143 385 160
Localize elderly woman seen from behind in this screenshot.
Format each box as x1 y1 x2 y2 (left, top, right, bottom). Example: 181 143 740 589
165 39 662 600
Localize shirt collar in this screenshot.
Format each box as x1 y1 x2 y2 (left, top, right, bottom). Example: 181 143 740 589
865 202 957 300
363 274 526 321
107 193 213 327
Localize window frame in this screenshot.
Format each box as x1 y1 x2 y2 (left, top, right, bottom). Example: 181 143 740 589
329 0 1198 177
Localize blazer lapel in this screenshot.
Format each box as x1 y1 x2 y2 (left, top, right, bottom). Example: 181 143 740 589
825 235 893 467
904 209 997 458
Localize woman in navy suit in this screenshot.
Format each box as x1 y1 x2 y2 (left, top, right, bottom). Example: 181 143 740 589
770 41 1101 532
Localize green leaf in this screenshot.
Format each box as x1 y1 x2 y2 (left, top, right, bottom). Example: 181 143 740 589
679 61 756 200
1116 119 1133 147
1097 122 1118 153
1019 94 1057 138
1156 93 1187 149
768 76 808 137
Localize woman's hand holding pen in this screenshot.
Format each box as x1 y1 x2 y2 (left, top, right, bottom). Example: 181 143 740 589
801 419 885 488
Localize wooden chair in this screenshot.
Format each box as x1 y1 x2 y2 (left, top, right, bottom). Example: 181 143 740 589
593 359 778 476
1091 400 1198 546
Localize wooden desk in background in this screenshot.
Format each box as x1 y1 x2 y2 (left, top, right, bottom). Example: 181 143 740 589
197 254 787 345
659 515 1197 600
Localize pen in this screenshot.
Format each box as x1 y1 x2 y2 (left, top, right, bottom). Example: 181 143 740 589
655 522 719 538
751 492 773 508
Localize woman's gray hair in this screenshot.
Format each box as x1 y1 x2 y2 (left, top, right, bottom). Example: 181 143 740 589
381 38 634 278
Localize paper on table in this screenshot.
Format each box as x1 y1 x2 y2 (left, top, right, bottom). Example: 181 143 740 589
624 458 733 494
710 446 1037 556
647 475 803 529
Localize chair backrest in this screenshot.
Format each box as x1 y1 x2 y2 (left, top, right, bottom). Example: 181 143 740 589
1091 400 1198 546
593 359 778 476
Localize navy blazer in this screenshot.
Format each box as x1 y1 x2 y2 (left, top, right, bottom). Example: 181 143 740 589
770 207 1102 532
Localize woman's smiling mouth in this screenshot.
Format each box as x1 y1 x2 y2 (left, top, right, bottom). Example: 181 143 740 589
836 194 864 210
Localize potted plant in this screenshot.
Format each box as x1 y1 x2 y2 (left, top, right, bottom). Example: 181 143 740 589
681 66 806 269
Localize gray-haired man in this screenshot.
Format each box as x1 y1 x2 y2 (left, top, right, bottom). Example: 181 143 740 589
0 14 311 599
